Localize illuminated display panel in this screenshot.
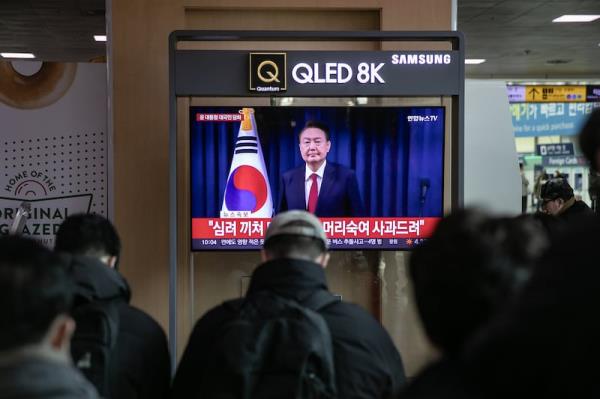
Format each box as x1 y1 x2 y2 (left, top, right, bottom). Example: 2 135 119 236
190 105 444 250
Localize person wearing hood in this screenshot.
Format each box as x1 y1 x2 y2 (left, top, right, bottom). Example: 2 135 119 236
0 235 99 399
55 213 170 399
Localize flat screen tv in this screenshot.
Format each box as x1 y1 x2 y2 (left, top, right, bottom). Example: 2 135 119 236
190 105 444 250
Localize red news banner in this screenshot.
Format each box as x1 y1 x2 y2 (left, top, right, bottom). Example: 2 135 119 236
192 217 440 241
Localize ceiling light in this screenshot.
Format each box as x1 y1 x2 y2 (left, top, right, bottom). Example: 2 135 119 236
553 15 600 23
94 35 107 42
465 59 486 64
0 52 35 59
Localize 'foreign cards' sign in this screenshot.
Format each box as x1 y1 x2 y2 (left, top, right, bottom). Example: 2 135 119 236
542 156 587 167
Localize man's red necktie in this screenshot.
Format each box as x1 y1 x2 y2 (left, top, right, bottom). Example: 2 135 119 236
307 173 318 214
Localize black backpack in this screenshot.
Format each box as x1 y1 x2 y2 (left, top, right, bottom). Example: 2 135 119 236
70 298 120 398
201 290 339 399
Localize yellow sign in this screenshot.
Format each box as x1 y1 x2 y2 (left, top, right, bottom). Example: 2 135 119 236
525 85 586 102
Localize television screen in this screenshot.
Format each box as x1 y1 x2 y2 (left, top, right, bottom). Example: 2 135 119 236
190 105 444 250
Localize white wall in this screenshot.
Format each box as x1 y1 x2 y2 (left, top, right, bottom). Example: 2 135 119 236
0 61 108 247
464 79 521 215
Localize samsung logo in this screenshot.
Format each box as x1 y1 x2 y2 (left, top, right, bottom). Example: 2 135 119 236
391 54 452 65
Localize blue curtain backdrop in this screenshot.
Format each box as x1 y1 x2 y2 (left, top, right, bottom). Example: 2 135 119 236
190 106 444 218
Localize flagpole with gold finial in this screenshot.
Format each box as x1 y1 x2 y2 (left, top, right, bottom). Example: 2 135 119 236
240 108 254 131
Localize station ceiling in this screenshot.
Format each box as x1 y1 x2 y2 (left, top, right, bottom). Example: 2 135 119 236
0 0 598 79
460 0 600 80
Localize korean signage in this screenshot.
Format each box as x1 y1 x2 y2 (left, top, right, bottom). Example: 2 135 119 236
587 85 600 102
507 85 526 102
191 217 440 250
536 143 574 156
510 102 600 137
525 85 586 102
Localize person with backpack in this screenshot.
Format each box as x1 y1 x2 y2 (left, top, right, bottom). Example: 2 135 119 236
55 213 170 399
171 210 406 399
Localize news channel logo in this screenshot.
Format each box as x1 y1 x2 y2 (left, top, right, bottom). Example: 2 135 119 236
407 115 439 122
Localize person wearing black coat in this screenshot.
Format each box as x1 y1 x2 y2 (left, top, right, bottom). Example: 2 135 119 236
400 108 600 399
68 255 171 399
0 236 99 399
540 177 594 220
171 210 406 399
398 210 548 399
458 107 600 398
458 213 600 398
55 214 171 399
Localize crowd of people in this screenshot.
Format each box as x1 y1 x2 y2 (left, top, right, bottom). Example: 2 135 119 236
0 214 170 399
1 108 599 398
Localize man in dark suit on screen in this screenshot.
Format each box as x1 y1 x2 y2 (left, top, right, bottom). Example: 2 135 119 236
278 120 366 217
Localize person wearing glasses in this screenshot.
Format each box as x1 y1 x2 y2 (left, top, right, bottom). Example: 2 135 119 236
540 177 593 220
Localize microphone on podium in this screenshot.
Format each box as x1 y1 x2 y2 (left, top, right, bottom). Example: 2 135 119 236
419 178 430 217
419 178 430 204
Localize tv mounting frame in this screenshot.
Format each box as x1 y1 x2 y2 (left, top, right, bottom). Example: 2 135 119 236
168 30 465 364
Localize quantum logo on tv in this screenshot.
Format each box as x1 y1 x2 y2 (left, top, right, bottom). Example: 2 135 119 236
407 115 439 122
249 53 287 92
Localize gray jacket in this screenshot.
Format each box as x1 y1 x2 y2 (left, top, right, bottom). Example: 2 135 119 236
0 350 98 399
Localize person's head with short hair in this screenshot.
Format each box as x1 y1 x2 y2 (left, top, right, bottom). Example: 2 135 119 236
409 209 547 356
540 177 574 215
578 108 600 171
55 213 121 269
298 120 332 172
0 235 75 358
262 210 329 267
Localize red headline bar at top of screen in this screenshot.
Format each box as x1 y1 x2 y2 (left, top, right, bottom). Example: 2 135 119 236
192 217 441 239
